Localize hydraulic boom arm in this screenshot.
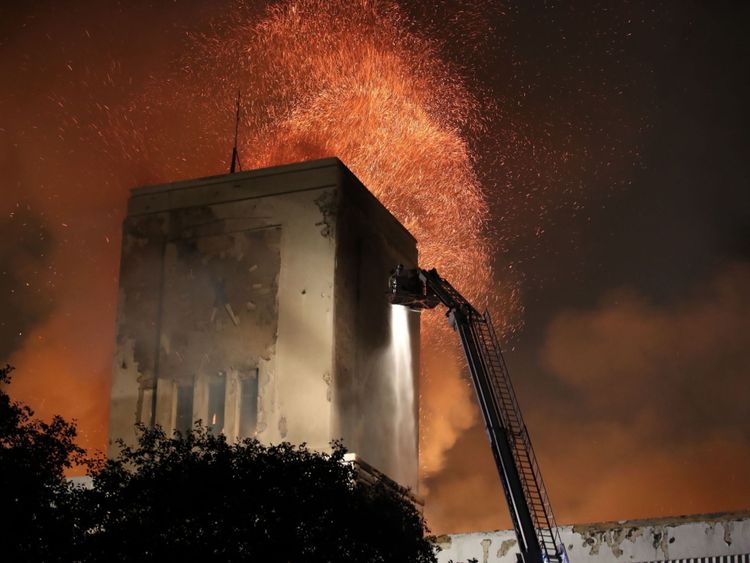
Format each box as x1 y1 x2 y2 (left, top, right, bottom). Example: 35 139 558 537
389 266 567 563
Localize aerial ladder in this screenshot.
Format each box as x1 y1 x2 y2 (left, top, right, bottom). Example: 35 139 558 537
388 266 568 563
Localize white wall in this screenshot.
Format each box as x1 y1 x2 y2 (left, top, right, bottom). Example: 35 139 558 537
436 512 750 563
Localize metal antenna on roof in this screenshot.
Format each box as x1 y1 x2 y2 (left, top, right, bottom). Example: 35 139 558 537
230 90 242 174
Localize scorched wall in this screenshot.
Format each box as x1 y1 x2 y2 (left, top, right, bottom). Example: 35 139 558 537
109 157 419 489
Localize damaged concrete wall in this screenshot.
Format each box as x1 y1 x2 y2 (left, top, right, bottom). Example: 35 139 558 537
333 165 419 490
109 158 419 489
435 512 750 563
154 226 280 440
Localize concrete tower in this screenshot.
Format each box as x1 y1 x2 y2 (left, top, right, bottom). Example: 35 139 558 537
109 158 419 489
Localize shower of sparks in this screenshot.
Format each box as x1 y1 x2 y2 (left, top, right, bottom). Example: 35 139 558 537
107 0 519 481
3 0 649 534
111 0 503 328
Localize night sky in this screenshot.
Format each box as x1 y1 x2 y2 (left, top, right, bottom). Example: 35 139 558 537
2 1 749 534
421 1 750 531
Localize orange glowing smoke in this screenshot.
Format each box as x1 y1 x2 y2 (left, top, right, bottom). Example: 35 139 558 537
109 0 519 484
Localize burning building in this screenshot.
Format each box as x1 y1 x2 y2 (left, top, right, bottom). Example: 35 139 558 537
108 157 419 489
107 156 750 562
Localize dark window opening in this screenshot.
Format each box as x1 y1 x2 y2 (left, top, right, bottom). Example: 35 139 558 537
175 383 194 435
208 377 226 436
239 371 259 438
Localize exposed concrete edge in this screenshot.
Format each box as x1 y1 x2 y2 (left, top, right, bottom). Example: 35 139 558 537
569 510 750 533
126 158 417 248
344 452 424 507
446 510 750 539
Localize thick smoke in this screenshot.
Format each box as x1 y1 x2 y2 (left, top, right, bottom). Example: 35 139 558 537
542 263 750 442
540 263 750 521
423 263 750 532
0 149 56 361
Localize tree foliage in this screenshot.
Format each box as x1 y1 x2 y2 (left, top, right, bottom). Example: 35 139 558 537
0 365 84 561
1 366 436 562
77 425 435 562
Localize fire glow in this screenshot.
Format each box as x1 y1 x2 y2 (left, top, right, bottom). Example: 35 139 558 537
7 0 748 539
109 0 505 488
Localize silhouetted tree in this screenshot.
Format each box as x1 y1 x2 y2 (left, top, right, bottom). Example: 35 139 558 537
1 366 435 561
0 365 84 561
76 424 436 562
